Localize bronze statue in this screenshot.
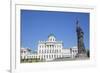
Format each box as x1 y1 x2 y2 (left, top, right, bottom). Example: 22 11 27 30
76 20 86 54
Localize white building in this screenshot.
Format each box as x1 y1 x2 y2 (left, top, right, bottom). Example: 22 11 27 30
21 34 78 61
37 34 64 61
62 49 71 58
21 48 32 59
70 47 78 58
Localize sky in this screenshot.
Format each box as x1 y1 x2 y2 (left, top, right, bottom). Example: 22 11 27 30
21 10 90 50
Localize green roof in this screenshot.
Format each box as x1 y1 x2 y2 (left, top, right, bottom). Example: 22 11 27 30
48 33 56 37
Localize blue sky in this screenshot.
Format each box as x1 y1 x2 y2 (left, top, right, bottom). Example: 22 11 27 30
21 10 90 50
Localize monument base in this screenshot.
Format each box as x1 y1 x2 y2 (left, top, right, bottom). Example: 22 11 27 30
76 53 88 59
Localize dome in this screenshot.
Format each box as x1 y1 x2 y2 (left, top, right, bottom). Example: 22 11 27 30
48 34 56 42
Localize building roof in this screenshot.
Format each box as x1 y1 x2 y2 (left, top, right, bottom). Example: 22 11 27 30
48 33 56 38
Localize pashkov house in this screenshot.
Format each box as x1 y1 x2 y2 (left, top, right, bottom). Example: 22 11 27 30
21 34 78 61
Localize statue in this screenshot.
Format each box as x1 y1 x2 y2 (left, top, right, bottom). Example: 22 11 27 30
76 20 87 57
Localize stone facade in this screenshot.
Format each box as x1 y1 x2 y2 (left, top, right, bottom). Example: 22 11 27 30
21 34 78 61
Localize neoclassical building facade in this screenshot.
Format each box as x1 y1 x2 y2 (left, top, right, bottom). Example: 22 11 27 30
38 34 65 61
21 34 78 61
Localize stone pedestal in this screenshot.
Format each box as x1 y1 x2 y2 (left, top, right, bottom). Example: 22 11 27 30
76 53 88 59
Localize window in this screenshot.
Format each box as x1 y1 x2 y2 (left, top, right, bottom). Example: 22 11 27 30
57 50 58 53
75 50 77 52
55 50 56 53
24 51 26 53
59 55 61 58
47 50 48 53
39 50 41 53
39 56 40 58
59 50 61 53
42 45 44 48
50 50 51 53
57 55 58 58
21 50 23 53
24 56 26 59
52 50 54 53
52 55 53 58
54 55 56 58
50 38 52 41
45 50 46 53
57 45 59 48
40 45 41 48
49 55 51 59
42 50 43 53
